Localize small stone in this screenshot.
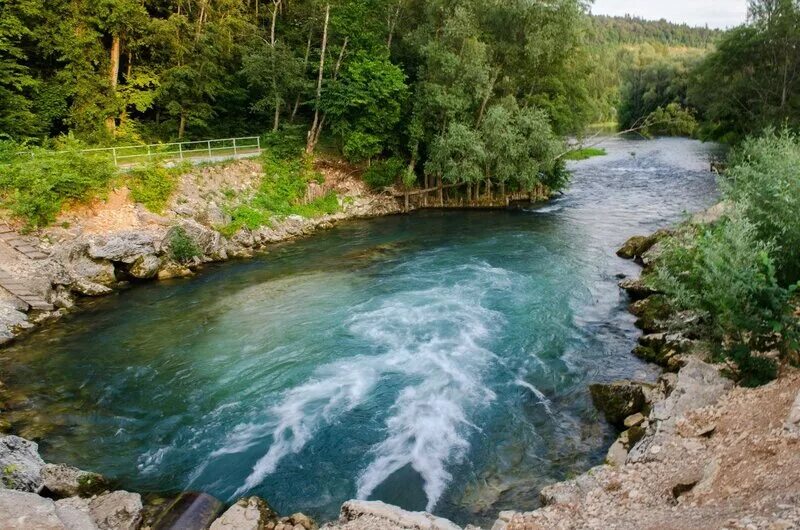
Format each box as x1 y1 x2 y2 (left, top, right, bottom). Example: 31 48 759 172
41 463 108 499
624 413 645 428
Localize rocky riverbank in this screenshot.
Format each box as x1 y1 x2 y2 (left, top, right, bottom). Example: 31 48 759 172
0 158 402 347
491 206 800 530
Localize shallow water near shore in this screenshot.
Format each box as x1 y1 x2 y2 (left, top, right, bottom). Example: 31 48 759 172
1 137 721 525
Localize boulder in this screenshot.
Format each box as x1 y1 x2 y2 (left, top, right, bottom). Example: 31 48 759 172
68 255 116 286
70 278 113 297
0 489 65 529
589 381 649 429
55 497 100 530
156 261 193 281
606 436 628 467
629 295 670 333
86 491 142 530
338 500 460 530
87 232 158 264
128 254 162 280
151 491 221 530
210 497 276 530
172 220 227 261
618 277 657 301
616 230 670 261
41 464 108 498
0 435 45 492
623 412 645 429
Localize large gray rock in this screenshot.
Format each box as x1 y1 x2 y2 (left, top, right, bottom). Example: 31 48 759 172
210 496 276 530
589 381 650 429
0 435 45 492
539 470 602 506
55 497 101 530
87 232 158 264
171 220 227 261
64 491 142 530
338 500 461 530
41 463 108 498
128 254 162 280
68 255 116 286
0 489 65 529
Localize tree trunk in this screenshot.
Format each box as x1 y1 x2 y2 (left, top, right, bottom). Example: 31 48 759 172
306 4 330 154
178 109 187 139
291 33 313 122
387 0 401 50
106 34 121 133
437 176 443 206
271 0 281 132
476 67 500 127
466 181 472 202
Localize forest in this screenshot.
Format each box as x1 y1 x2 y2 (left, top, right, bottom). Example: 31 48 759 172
0 1 798 202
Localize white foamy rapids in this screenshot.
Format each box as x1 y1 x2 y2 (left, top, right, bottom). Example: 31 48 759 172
231 262 510 509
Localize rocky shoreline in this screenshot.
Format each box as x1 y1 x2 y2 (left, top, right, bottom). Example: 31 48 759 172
0 159 402 347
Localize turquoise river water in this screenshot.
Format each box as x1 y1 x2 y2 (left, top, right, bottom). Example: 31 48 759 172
1 137 721 525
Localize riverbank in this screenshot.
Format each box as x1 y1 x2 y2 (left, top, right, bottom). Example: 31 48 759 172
0 157 404 347
492 214 800 529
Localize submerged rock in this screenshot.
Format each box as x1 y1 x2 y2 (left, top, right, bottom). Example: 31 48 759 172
152 491 221 530
589 381 650 429
41 463 108 498
0 434 45 492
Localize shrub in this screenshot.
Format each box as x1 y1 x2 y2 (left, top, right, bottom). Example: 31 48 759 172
648 216 796 383
362 157 405 190
168 226 201 263
0 146 116 228
126 162 185 213
562 147 607 161
722 129 800 285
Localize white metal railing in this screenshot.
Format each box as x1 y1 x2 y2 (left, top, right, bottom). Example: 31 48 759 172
14 136 262 168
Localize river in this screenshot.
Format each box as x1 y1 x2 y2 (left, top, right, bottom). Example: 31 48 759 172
0 137 721 525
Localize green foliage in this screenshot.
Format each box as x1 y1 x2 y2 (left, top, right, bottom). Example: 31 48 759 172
563 147 607 161
223 152 339 234
722 129 800 284
168 226 200 263
649 217 796 370
690 0 800 142
126 162 185 213
362 157 405 190
323 56 409 162
0 142 116 228
645 103 698 137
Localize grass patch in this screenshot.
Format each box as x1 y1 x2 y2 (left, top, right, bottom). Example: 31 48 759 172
563 147 607 161
0 141 116 229
125 162 189 213
221 151 340 235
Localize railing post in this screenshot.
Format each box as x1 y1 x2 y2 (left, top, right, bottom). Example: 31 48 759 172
179 143 184 161
147 145 151 160
112 147 118 167
233 138 238 157
207 140 212 158
257 136 261 154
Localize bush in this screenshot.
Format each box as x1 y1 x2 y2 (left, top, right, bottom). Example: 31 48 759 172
126 162 185 213
168 226 201 263
722 129 800 285
648 216 796 383
0 145 116 228
562 147 607 161
362 157 405 190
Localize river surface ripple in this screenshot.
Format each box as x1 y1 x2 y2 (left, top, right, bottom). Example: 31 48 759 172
1 137 721 525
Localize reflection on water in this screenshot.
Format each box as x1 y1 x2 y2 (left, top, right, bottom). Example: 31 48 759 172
0 137 720 525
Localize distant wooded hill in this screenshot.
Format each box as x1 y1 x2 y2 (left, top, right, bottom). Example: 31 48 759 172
591 15 724 48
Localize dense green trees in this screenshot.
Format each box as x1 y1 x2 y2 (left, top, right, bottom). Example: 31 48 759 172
616 0 800 142
690 0 800 142
0 0 595 197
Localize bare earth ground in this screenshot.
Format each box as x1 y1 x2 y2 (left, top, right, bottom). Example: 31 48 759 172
496 368 800 530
